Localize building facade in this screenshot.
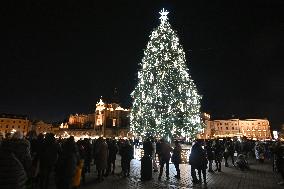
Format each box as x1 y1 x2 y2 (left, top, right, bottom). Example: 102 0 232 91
67 98 130 137
31 120 53 134
0 113 30 135
199 115 272 140
68 114 95 129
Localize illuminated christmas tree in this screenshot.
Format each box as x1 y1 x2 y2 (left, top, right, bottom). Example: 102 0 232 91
130 9 203 140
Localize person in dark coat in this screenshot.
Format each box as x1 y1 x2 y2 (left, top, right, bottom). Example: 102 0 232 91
55 136 79 189
273 141 284 185
205 141 215 172
223 140 235 167
240 138 250 157
158 139 172 180
120 140 134 177
0 132 29 189
84 139 92 173
39 133 60 189
171 141 182 179
141 137 154 180
213 140 224 172
27 130 39 157
1 131 32 177
95 137 108 181
76 138 88 184
92 139 97 166
28 133 44 187
189 141 208 185
106 139 118 175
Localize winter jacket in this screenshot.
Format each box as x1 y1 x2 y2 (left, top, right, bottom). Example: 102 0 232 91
120 144 134 161
0 148 27 189
171 144 182 164
205 145 215 160
159 142 172 161
108 141 118 162
95 140 108 170
55 140 79 189
214 142 224 161
189 143 208 170
1 139 32 177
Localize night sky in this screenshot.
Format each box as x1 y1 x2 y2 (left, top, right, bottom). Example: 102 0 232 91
1 1 284 129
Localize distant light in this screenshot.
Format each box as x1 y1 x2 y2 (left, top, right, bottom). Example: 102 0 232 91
237 136 241 142
11 129 16 134
273 130 278 139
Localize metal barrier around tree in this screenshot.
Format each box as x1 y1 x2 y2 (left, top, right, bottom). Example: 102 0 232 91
134 147 190 164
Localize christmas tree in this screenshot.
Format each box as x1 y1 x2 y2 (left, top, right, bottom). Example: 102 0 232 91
130 9 203 140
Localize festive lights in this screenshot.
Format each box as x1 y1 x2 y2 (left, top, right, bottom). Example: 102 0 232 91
130 9 203 140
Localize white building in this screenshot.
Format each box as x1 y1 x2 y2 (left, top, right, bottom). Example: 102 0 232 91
199 115 272 140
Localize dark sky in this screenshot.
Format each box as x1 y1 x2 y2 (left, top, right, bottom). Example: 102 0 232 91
1 0 284 129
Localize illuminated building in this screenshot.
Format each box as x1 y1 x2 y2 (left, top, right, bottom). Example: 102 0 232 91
68 114 95 129
198 114 272 140
67 98 130 137
0 113 30 135
31 120 53 134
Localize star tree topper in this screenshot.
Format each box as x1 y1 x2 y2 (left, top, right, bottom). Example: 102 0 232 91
159 8 169 24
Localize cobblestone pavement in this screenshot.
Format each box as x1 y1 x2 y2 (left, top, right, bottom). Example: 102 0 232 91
77 157 283 189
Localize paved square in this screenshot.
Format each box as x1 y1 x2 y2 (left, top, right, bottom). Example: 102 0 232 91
76 157 282 189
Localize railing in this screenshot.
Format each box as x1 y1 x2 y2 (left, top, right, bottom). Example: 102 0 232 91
134 147 191 164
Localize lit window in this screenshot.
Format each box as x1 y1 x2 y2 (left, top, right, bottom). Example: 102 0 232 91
113 119 116 126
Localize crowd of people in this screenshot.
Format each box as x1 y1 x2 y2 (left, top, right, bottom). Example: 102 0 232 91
142 137 284 186
0 131 134 189
1 131 284 189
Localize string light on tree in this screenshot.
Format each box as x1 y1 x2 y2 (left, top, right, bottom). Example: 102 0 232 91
130 9 203 140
